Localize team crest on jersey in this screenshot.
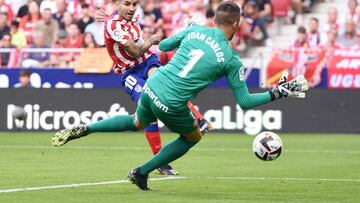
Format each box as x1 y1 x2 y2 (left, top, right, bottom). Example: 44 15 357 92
113 29 124 41
239 66 245 81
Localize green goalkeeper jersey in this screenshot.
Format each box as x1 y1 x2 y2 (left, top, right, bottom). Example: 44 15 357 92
146 26 271 110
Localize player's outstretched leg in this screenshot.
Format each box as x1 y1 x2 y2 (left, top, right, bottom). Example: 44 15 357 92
52 115 138 147
128 128 201 190
52 124 87 147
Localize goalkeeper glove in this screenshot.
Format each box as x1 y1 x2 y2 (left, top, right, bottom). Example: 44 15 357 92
269 71 309 101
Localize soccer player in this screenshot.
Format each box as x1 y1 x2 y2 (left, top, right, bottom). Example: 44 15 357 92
52 1 308 190
52 0 210 176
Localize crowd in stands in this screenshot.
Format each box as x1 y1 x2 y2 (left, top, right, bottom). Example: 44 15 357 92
0 0 358 68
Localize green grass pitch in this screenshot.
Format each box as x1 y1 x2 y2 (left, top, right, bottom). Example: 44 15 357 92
0 132 359 203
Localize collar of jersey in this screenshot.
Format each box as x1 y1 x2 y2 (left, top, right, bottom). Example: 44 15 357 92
214 27 228 41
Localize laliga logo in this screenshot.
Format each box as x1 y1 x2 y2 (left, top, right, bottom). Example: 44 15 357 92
203 105 282 135
7 104 129 130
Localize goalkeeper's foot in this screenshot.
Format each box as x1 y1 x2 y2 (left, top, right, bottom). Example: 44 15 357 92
127 168 150 191
52 124 87 147
156 164 178 176
199 118 213 135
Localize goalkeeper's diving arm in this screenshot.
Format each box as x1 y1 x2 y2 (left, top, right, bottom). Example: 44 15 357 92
232 71 309 110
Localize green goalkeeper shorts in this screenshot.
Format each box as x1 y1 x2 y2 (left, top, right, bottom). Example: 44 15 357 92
136 86 197 135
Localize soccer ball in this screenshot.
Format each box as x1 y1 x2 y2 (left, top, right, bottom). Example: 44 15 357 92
252 131 283 161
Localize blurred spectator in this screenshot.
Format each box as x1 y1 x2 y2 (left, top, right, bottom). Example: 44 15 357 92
19 1 41 43
343 0 358 22
243 1 271 46
143 1 163 29
231 17 247 52
22 31 51 68
324 7 339 31
322 28 342 53
154 27 176 65
84 19 104 46
10 20 27 48
351 30 360 49
337 18 357 48
353 5 360 30
0 0 14 23
291 26 309 48
206 0 222 27
50 29 72 67
83 32 97 48
53 0 67 25
141 26 154 42
190 0 207 25
60 11 74 30
34 8 59 45
307 17 324 48
17 0 31 20
142 14 156 27
249 0 272 23
77 4 94 33
0 34 15 67
66 23 83 48
243 2 263 41
292 0 303 24
14 69 32 88
0 12 10 39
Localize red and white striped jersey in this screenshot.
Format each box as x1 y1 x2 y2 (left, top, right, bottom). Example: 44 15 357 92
104 11 152 74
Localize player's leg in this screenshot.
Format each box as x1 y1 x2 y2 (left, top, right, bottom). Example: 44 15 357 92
51 83 159 147
139 127 201 175
128 104 201 190
122 73 163 154
124 71 178 175
128 127 202 190
52 114 144 147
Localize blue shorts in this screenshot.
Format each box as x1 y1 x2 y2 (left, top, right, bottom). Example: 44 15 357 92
120 54 161 103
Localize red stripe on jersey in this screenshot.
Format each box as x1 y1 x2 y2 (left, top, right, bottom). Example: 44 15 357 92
111 21 117 31
132 22 141 38
127 24 135 39
104 12 152 74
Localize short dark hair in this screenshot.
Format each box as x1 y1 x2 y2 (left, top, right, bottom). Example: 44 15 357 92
297 26 306 34
310 17 319 23
81 3 90 9
11 20 20 28
215 1 241 25
20 70 31 77
0 12 8 17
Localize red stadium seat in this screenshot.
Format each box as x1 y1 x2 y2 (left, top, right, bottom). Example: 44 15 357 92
271 0 291 34
272 0 291 17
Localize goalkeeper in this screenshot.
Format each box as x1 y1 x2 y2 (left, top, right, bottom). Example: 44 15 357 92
52 0 308 190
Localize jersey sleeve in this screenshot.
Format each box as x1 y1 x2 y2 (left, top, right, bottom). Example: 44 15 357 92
106 20 130 45
225 55 272 110
159 26 197 52
225 55 246 89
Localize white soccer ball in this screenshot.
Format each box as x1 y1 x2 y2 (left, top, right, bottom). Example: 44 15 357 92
253 131 283 161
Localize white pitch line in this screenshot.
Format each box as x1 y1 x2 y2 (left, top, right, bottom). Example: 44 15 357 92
0 176 185 194
1 145 360 154
189 176 360 183
1 176 359 194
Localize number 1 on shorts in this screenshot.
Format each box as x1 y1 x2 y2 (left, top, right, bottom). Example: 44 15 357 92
179 49 204 78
